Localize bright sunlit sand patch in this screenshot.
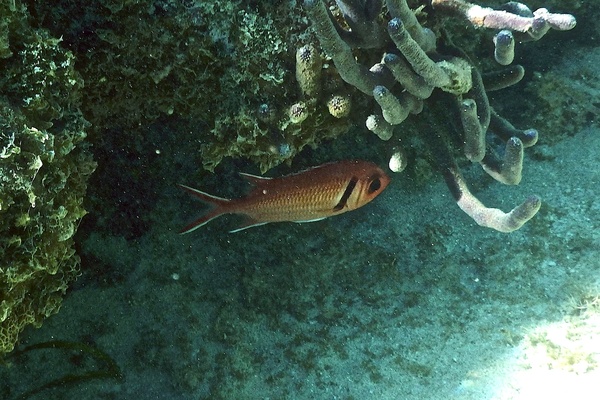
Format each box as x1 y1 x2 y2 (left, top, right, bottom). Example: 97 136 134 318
451 284 600 400
496 289 600 399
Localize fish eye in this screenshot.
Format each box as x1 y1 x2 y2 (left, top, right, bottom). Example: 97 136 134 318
368 178 381 194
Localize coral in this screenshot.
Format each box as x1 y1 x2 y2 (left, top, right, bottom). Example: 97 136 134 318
22 0 579 226
327 95 351 118
0 3 95 355
296 44 323 98
288 102 310 125
303 0 576 232
23 0 584 178
27 1 363 172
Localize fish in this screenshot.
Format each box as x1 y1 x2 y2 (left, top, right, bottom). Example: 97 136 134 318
178 160 390 233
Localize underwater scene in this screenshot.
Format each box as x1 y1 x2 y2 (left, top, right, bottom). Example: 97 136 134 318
1 0 599 399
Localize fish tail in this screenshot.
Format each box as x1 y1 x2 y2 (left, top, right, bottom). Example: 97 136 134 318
178 184 231 234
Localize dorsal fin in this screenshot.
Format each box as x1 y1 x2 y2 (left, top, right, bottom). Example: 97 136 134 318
239 172 271 186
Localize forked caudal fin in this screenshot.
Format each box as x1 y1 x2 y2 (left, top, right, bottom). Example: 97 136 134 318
177 184 231 234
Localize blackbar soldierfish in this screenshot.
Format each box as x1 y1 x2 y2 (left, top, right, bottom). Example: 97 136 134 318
178 160 390 233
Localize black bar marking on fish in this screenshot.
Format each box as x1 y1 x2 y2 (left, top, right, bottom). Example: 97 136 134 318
333 176 358 211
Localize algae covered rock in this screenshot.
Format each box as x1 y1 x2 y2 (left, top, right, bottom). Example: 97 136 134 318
31 1 359 172
0 4 95 355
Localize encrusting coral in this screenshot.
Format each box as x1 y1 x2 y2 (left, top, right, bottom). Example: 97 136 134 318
0 3 95 355
303 0 576 232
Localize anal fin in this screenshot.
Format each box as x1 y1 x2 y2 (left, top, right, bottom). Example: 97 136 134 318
229 216 268 233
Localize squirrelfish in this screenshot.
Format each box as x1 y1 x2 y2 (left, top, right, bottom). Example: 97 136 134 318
178 160 390 233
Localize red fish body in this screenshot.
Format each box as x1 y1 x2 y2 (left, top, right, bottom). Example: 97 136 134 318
179 160 390 233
